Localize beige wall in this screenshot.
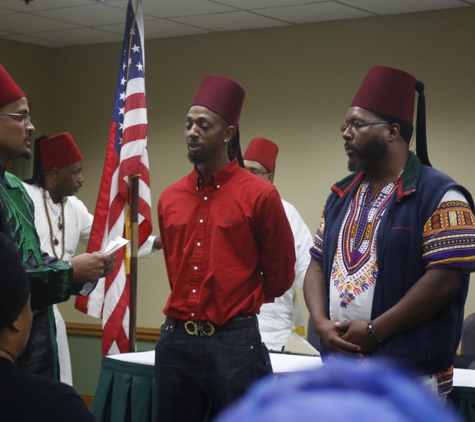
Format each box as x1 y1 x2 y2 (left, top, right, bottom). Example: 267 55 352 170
2 6 475 329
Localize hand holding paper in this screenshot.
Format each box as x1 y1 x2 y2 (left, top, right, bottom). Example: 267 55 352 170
104 236 130 255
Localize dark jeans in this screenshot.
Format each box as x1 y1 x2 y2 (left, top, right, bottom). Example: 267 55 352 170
155 318 272 422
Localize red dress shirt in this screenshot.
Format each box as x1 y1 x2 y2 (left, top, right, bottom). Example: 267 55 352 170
158 159 296 325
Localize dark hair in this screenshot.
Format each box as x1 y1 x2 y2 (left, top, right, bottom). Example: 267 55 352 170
227 126 244 167
372 111 414 144
23 135 48 188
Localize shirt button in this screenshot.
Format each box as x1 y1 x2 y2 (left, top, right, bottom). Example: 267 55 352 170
204 196 208 200
192 289 196 293
194 266 198 270
199 219 204 223
197 242 201 246
191 313 195 317
217 185 221 189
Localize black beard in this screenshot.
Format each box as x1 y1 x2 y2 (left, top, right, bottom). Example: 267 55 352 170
187 151 207 164
348 134 387 172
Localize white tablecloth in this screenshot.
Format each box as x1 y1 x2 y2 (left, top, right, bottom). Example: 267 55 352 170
108 350 322 373
108 350 474 386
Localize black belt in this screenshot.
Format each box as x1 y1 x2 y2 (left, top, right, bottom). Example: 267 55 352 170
164 315 257 337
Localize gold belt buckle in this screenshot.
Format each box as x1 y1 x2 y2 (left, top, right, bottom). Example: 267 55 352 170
184 321 215 336
199 322 215 337
184 321 199 336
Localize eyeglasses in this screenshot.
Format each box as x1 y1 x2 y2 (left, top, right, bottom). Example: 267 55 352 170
341 121 388 134
0 113 32 125
248 169 269 177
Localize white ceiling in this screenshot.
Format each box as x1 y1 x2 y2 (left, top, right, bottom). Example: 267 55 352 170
1 0 474 48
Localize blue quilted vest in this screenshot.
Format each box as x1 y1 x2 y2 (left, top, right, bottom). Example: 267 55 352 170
320 152 474 374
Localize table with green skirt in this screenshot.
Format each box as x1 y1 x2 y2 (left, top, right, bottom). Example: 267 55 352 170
91 351 475 422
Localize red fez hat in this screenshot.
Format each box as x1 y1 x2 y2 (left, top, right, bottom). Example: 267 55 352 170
351 65 431 166
0 65 26 109
40 132 84 171
190 75 245 128
243 137 279 173
351 66 417 125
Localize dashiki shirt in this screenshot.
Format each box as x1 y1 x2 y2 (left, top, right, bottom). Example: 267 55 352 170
329 179 398 322
311 181 475 323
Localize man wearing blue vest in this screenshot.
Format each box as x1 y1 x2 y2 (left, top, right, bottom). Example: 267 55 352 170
304 65 475 401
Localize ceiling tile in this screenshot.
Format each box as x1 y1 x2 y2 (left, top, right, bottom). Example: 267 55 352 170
108 0 236 18
3 34 72 48
171 10 289 31
254 2 373 23
0 0 93 12
97 19 211 38
0 13 81 34
212 0 328 10
142 19 211 38
34 27 123 45
338 0 469 15
34 3 129 26
0 0 472 47
0 7 17 15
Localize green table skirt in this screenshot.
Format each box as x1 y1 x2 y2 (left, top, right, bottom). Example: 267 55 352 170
448 386 475 422
91 354 475 422
92 356 156 422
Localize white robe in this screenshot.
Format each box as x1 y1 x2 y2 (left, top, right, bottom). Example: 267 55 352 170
257 199 313 351
23 183 156 385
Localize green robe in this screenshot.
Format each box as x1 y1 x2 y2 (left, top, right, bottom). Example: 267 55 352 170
0 167 73 379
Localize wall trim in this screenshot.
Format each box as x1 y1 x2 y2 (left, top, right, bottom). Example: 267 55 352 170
81 394 94 410
66 322 159 341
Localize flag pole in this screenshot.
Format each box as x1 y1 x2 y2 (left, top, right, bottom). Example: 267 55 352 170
128 174 139 352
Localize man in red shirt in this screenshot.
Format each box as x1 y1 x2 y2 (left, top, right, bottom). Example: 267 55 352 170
156 74 296 421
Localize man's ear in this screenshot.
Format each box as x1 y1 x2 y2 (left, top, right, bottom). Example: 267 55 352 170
225 126 235 142
268 173 274 183
387 123 401 142
10 320 21 332
52 167 61 180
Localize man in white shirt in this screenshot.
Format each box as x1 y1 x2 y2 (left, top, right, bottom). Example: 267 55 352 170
243 137 313 350
23 132 161 384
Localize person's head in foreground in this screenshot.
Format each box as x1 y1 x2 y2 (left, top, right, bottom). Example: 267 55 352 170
215 358 463 422
0 230 96 421
0 232 32 362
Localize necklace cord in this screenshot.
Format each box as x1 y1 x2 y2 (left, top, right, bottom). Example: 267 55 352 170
43 188 65 260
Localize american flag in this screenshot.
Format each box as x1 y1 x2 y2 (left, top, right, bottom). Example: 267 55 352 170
75 0 152 355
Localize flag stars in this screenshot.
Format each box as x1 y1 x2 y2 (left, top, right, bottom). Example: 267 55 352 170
136 62 143 71
119 107 125 115
119 92 126 101
132 44 140 53
120 77 126 86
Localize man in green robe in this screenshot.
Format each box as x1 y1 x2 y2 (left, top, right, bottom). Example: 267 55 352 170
0 64 115 379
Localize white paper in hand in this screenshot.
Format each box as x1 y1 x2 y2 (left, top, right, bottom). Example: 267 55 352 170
104 236 130 255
